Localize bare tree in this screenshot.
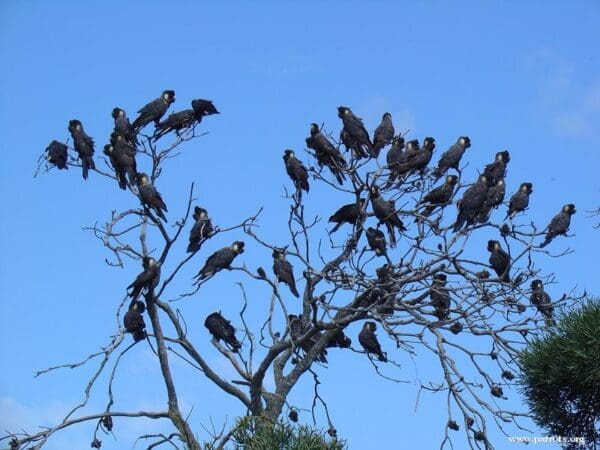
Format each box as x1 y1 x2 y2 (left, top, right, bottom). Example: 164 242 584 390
8 99 583 450
588 206 600 229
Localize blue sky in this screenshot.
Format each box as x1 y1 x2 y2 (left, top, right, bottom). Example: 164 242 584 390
0 1 599 449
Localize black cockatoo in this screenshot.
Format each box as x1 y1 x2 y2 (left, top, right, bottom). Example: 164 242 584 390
124 300 146 342
372 112 394 158
154 98 219 141
358 321 387 362
541 204 576 247
46 140 69 170
418 174 458 218
127 256 161 300
530 279 555 324
453 175 488 232
111 107 137 145
110 132 138 187
487 240 510 282
288 314 328 363
328 198 366 233
432 136 471 179
283 149 309 196
394 136 435 177
204 311 242 352
137 173 168 221
430 273 451 320
272 248 300 298
477 179 506 223
366 227 387 256
103 144 127 189
305 123 347 184
483 150 510 187
370 185 406 246
194 241 245 282
68 119 95 179
505 182 533 220
337 106 374 158
187 206 215 253
132 90 176 132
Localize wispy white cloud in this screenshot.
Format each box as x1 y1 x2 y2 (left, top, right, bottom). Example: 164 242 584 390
0 396 68 431
527 47 600 139
0 397 91 450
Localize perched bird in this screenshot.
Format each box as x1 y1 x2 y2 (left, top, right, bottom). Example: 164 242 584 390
530 279 555 324
384 136 407 186
326 329 352 348
386 135 406 169
505 182 533 220
46 140 69 170
127 256 161 300
132 90 176 132
154 98 219 141
272 248 300 298
191 98 220 116
477 179 506 223
305 123 347 184
366 227 387 256
111 108 137 144
418 174 459 218
386 138 419 186
337 106 374 158
68 119 95 179
487 240 510 282
491 385 504 399
283 149 309 195
371 264 399 314
541 204 576 247
351 267 394 311
124 300 146 342
328 198 366 233
204 311 242 352
110 133 138 186
432 136 471 179
137 173 168 221
370 185 406 246
358 322 387 362
453 175 488 232
395 136 435 177
103 144 128 190
483 151 510 187
187 206 214 253
154 109 196 141
288 314 328 363
430 273 451 320
476 269 490 280
195 241 245 281
372 112 394 158
502 370 515 381
450 322 464 335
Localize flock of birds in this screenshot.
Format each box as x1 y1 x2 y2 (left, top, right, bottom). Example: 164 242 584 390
45 95 577 364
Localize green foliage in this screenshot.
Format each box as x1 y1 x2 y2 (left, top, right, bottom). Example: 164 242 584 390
520 299 600 448
226 416 346 450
